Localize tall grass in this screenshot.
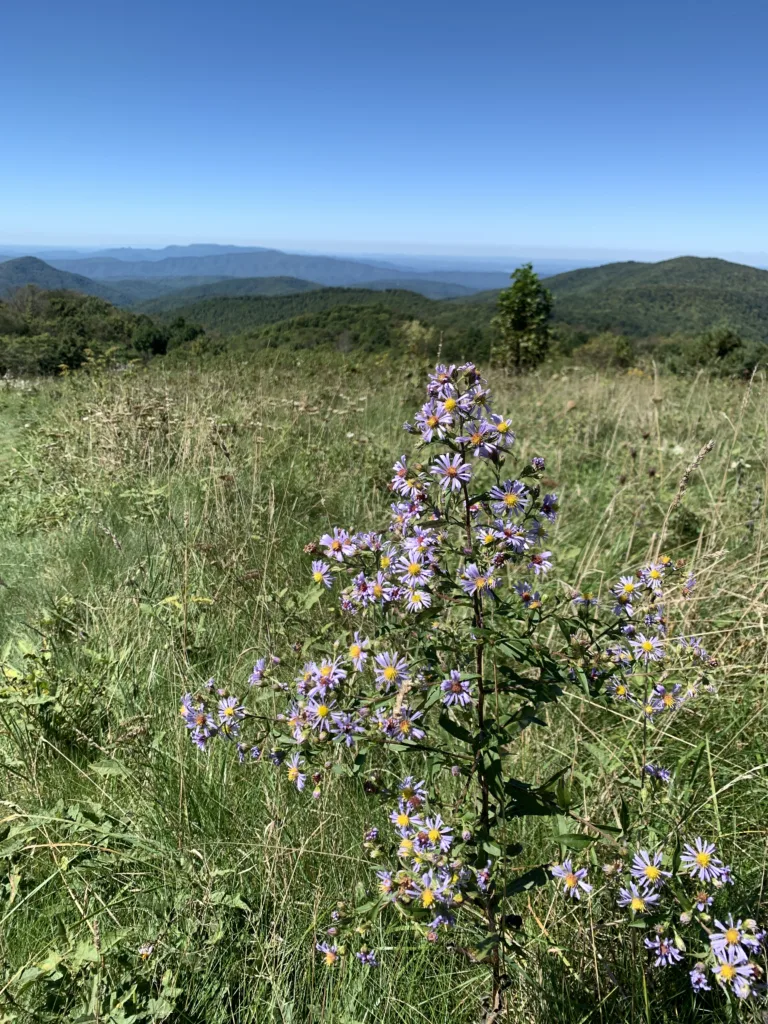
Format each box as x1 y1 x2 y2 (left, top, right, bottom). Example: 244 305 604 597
1 355 767 1022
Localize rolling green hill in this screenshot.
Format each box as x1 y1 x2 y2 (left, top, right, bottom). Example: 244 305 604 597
151 287 478 335
0 257 132 304
467 256 768 340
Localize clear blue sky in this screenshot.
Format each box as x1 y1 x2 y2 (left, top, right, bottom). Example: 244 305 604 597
3 0 768 255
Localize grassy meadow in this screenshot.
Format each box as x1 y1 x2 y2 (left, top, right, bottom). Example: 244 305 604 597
1 353 767 1023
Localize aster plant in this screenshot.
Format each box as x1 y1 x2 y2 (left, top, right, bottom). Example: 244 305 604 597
181 363 763 1015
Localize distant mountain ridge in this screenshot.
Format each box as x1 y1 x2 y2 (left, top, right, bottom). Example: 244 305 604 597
42 247 513 293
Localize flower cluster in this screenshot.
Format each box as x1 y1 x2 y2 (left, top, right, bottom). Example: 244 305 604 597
552 837 763 999
180 363 754 1006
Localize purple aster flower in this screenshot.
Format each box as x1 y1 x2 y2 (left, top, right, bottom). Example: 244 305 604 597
617 883 661 913
309 657 347 696
456 419 497 458
376 705 425 741
607 677 634 702
396 553 434 586
319 527 356 561
356 950 378 966
370 571 395 604
572 588 598 607
311 560 333 588
249 657 268 686
415 400 452 442
399 776 427 808
683 574 696 597
551 859 592 899
286 752 306 791
711 948 755 997
681 838 724 882
710 915 759 962
441 670 473 707
612 593 634 617
488 413 515 448
489 479 528 517
493 519 529 552
363 826 379 843
613 575 642 600
330 711 364 746
690 963 711 993
217 695 245 727
639 562 665 591
427 363 457 395
630 633 665 664
460 563 497 596
476 525 499 547
720 865 735 885
693 889 714 911
540 493 559 522
630 850 670 889
643 763 671 783
514 581 541 608
654 683 683 711
644 934 683 967
307 697 336 733
316 941 339 967
431 453 472 492
376 870 395 899
528 551 553 576
531 456 545 471
373 651 409 690
408 869 450 909
420 814 453 852
348 632 370 671
404 588 431 612
390 800 417 833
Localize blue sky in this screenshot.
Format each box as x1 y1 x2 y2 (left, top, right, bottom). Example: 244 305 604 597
2 0 768 256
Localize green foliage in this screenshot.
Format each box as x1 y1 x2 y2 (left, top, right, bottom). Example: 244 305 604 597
0 289 206 375
576 331 635 368
492 264 553 371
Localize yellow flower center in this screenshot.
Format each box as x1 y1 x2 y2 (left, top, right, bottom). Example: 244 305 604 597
287 767 299 782
446 466 458 477
623 582 635 593
317 704 329 718
396 813 410 827
313 571 323 583
497 421 509 433
421 888 435 907
428 828 440 843
719 963 736 982
222 706 234 717
663 694 674 707
695 851 711 868
641 640 654 652
399 839 413 855
380 556 390 569
443 398 457 412
320 665 332 678
399 720 412 735
407 562 420 576
616 685 627 696
331 540 341 551
475 576 487 589
644 865 661 882
427 415 439 428
630 897 646 912
503 493 519 507
383 666 397 682
564 872 578 889
324 951 337 967
349 644 361 659
471 432 482 444
725 928 740 945
373 584 383 598
649 569 661 579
